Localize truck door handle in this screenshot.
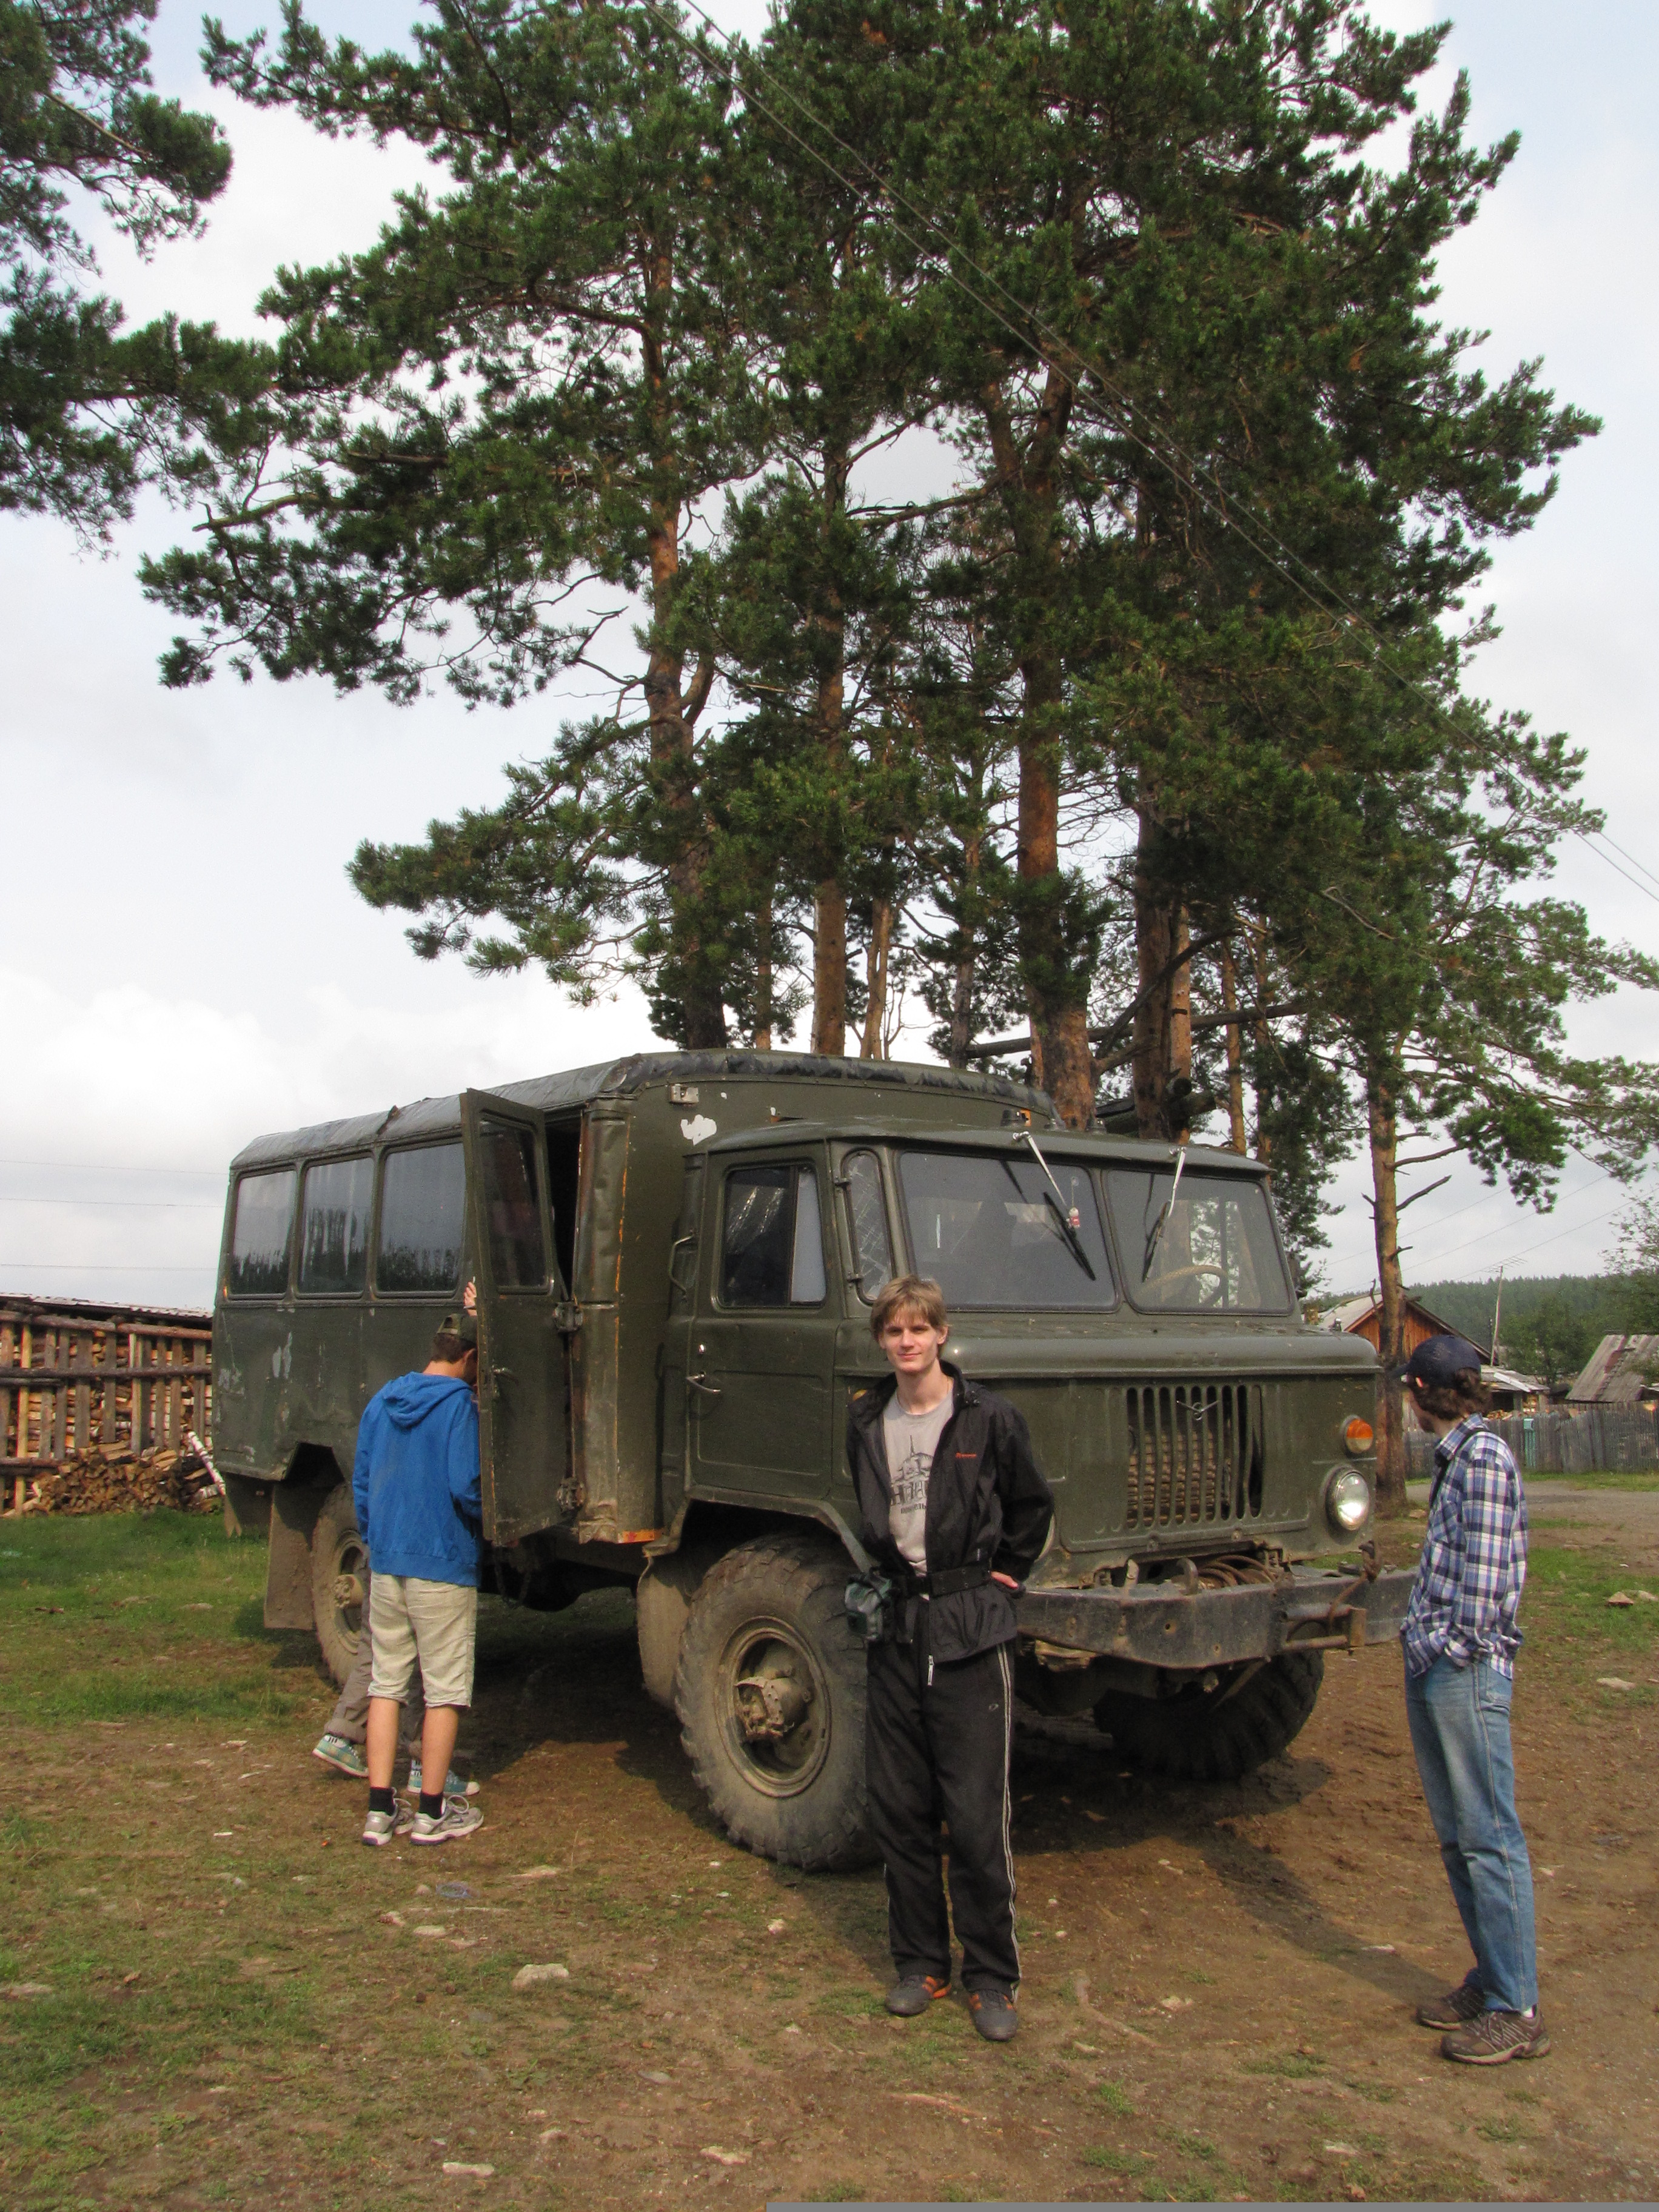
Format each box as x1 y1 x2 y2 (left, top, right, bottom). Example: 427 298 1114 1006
687 1372 722 1398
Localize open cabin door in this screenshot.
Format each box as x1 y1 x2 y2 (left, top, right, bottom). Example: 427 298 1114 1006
462 1090 569 1546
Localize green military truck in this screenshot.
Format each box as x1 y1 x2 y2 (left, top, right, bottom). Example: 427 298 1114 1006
213 1050 1412 1868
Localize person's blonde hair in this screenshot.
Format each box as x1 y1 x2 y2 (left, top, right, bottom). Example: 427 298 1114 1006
870 1273 948 1342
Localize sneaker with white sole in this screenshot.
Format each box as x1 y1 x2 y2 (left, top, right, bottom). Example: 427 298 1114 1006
407 1760 478 1798
361 1794 401 1848
1441 2007 1550 2065
409 1797 484 1846
313 1733 367 1780
1416 1979 1485 2030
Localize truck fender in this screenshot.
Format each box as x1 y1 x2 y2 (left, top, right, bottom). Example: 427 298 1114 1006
263 1447 341 1631
635 1504 872 1708
637 1544 723 1709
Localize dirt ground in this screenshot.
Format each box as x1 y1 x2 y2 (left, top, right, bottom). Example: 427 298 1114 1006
4 1484 1658 2208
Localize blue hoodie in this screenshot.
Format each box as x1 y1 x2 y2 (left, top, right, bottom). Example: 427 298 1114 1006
352 1372 481 1588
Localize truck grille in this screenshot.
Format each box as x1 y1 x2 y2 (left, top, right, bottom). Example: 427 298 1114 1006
1124 1382 1265 1530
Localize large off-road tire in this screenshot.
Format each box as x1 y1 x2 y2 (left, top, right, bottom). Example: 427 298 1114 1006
674 1532 874 1871
311 1483 366 1688
1093 1651 1324 1783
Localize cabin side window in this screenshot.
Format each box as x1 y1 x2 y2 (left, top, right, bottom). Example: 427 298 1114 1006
376 1143 465 1294
719 1164 827 1308
297 1155 374 1295
227 1167 297 1298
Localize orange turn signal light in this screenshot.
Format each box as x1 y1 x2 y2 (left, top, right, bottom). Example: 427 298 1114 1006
1342 1415 1375 1456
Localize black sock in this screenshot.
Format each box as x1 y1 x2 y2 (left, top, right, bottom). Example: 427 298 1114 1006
369 1786 395 1815
420 1790 444 1819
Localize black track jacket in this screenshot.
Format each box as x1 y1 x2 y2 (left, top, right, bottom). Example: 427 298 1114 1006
846 1362 1054 1664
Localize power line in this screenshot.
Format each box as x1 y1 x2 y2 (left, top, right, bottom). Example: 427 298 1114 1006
0 1158 223 1176
648 0 1659 912
0 1197 220 1210
0 1262 212 1273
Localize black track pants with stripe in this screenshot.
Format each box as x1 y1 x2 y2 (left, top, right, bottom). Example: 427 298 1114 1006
865 1635 1019 1993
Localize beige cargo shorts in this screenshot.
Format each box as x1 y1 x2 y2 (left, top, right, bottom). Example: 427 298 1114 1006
367 1574 478 1709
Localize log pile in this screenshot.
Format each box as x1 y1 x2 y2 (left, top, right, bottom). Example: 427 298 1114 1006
21 1442 221 1517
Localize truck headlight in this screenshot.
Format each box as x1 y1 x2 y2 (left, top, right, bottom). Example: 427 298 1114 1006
1324 1467 1372 1535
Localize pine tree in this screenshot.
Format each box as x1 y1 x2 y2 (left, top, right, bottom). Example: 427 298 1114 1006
1 0 235 534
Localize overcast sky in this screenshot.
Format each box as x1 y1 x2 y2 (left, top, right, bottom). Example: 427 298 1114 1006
1 0 1654 1313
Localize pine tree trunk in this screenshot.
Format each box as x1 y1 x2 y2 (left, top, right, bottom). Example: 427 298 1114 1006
945 826 982 1068
860 897 894 1059
1130 812 1191 1142
753 893 774 1050
812 880 846 1056
1368 1070 1409 1516
1220 939 1247 1153
809 447 850 1059
642 273 723 1049
1251 922 1273 1160
980 370 1091 1130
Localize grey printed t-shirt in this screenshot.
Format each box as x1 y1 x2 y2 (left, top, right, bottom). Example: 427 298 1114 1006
883 1392 953 1573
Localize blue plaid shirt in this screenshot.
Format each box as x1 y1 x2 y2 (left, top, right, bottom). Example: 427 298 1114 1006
1399 1415 1527 1679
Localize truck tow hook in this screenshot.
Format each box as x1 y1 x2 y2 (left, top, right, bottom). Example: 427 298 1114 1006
734 1674 812 1741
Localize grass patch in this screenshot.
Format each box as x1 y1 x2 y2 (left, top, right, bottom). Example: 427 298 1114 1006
1096 2077 1136 2115
1244 2051 1324 2079
1530 1470 1659 1492
1082 2147 1151 2175
1171 2130 1217 2160
1477 2118 1527 2144
1524 1544 1659 1693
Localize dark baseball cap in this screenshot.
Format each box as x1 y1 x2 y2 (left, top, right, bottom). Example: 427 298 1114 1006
1404 1333 1485 1389
438 1309 478 1349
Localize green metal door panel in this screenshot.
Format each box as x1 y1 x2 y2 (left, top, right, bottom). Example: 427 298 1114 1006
462 1090 569 1547
688 1153 838 1500
690 1317 834 1490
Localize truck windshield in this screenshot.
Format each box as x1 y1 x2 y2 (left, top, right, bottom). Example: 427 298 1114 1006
1105 1166 1292 1313
899 1150 1116 1310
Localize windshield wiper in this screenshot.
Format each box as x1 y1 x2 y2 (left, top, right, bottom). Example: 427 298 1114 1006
1016 1129 1096 1279
1141 1143 1187 1281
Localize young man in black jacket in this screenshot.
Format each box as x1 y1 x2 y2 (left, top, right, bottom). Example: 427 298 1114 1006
846 1274 1054 2043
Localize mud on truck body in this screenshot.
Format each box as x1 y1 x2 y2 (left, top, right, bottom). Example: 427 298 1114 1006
213 1050 1413 1869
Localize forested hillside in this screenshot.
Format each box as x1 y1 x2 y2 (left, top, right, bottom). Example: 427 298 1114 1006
1335 1274 1643 1390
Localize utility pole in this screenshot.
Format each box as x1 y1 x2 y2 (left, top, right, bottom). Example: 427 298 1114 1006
1490 1265 1504 1368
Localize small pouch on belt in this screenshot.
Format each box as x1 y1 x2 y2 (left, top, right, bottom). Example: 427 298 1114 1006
844 1570 898 1645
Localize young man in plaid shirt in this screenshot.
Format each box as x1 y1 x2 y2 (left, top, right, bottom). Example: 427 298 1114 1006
1399 1334 1547 2065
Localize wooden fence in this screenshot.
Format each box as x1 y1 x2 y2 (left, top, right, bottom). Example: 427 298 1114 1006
1 1296 212 1512
1405 1404 1659 1481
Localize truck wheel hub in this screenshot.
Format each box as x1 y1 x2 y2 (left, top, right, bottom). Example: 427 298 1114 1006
719 1621 831 1796
333 1570 366 1610
734 1672 811 1740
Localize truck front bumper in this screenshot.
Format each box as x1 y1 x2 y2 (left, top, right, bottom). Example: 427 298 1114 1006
1016 1564 1417 1671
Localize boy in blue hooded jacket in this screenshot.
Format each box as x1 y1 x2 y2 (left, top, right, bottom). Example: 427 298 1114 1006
355 1309 486 1846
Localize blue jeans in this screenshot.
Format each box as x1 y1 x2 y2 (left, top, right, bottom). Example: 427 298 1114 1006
1404 1652 1537 2013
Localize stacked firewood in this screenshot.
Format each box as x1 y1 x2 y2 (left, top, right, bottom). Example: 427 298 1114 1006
21 1443 221 1517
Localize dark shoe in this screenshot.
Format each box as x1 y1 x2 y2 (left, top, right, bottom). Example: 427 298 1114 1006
1416 1980 1485 2030
1441 2008 1550 2065
967 1988 1018 2043
885 1973 949 2017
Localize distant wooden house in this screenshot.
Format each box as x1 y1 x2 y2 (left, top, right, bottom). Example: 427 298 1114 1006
1315 1293 1548 1411
1566 1333 1659 1408
1316 1292 1465 1358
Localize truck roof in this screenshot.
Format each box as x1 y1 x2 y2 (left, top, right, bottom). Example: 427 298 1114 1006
228 1050 1054 1169
702 1121 1272 1175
